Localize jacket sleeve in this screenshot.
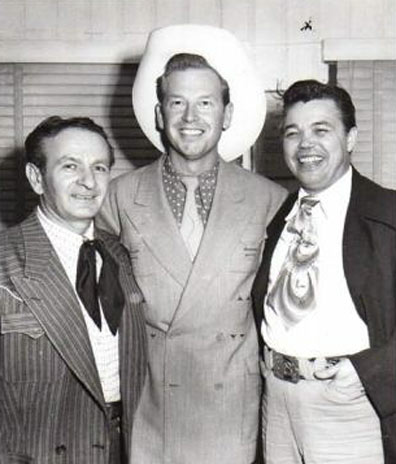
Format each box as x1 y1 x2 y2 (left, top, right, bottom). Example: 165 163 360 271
350 332 396 419
348 211 396 419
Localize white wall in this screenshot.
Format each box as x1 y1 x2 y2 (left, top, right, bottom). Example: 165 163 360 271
0 0 395 89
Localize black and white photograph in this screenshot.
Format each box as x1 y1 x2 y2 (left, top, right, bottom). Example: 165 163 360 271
0 1 395 463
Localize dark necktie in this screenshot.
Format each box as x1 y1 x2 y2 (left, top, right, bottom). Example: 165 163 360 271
76 239 125 335
267 196 320 329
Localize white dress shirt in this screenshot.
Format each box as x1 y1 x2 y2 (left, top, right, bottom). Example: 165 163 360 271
262 168 370 358
37 207 121 402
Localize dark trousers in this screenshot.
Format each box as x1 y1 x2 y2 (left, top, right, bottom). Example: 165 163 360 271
106 402 126 464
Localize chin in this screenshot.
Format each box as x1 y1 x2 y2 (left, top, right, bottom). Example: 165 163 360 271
74 206 101 219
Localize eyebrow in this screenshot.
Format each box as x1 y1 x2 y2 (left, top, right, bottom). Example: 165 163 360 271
312 121 332 127
56 155 80 163
283 123 298 132
167 92 217 99
283 120 333 131
56 155 109 165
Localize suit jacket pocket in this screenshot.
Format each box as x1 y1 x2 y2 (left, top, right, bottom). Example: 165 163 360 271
1 312 45 339
229 225 266 273
0 308 66 383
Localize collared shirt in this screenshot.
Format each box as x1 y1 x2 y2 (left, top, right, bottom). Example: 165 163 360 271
162 155 218 227
37 207 120 402
262 167 370 358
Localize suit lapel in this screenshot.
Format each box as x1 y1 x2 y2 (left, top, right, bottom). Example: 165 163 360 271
124 158 192 287
11 214 105 408
343 169 374 306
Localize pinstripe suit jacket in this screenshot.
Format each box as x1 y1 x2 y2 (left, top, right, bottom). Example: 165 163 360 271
0 213 147 464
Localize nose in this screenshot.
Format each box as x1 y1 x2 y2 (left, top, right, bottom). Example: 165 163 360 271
182 103 198 123
77 166 96 189
299 131 314 148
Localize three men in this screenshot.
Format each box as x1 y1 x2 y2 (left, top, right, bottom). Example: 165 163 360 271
252 80 396 463
0 117 147 463
98 25 286 463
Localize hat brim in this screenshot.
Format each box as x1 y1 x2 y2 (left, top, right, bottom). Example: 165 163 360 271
132 24 266 162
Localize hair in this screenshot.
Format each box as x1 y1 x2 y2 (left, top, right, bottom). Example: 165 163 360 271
156 53 230 106
282 79 356 132
24 116 114 172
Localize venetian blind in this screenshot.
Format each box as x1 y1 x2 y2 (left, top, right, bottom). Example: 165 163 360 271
0 62 160 230
338 61 396 188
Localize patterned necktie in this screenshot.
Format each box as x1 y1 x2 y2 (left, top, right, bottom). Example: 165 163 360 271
76 239 125 335
179 176 204 260
267 196 320 329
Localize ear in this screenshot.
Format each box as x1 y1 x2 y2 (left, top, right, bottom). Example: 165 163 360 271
346 126 358 153
155 104 164 131
222 102 233 131
25 162 44 195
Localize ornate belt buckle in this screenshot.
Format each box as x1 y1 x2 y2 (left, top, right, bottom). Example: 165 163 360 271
272 351 300 383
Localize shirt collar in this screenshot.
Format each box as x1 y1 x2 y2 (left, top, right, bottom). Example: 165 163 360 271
37 206 94 250
163 154 219 182
287 166 352 221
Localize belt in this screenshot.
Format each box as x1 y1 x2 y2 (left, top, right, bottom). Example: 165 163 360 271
264 345 344 383
105 401 122 420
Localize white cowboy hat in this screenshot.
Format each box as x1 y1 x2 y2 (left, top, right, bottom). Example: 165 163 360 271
132 24 266 162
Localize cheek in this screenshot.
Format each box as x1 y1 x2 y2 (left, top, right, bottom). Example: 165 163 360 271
44 183 63 206
282 145 296 166
97 177 110 194
166 118 180 134
283 139 295 155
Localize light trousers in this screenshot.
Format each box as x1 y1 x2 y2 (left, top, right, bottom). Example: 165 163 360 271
262 370 384 464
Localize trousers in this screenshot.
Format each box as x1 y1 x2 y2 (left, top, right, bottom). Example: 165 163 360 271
262 369 384 464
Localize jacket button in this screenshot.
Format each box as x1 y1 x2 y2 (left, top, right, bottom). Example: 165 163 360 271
55 445 67 455
92 443 106 450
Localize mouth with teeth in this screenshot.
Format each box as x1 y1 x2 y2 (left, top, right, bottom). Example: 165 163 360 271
179 127 204 137
72 194 98 201
298 154 324 168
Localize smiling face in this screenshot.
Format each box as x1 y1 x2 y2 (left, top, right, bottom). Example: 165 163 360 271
282 98 357 193
155 68 233 174
26 127 111 235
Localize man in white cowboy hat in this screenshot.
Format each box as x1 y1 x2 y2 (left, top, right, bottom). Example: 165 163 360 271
98 24 286 464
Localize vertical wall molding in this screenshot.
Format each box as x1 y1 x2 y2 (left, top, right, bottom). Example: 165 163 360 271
372 62 382 184
13 64 25 222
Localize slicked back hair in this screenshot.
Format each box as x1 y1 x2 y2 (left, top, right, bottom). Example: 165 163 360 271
25 116 114 172
156 53 230 106
282 79 356 133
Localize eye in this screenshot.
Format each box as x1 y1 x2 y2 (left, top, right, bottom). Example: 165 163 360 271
63 162 77 170
315 127 329 135
94 164 110 173
283 129 299 139
169 98 184 108
198 99 213 108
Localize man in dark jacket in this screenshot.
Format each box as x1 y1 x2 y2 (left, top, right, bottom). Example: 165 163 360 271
252 80 396 464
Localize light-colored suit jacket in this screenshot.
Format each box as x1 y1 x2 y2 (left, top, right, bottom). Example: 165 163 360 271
98 155 287 463
0 213 147 464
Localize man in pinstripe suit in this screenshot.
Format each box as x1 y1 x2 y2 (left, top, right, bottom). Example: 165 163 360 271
0 116 147 464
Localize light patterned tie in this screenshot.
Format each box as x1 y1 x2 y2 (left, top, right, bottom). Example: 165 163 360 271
180 176 204 260
267 196 320 329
